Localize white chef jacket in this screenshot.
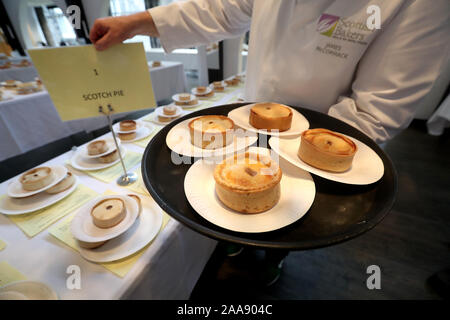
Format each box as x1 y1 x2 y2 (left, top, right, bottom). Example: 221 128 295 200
149 0 450 143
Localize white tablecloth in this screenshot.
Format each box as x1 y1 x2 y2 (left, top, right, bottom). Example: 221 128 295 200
0 66 39 83
0 83 246 299
148 61 187 102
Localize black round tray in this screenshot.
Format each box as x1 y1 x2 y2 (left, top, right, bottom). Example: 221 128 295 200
142 103 397 250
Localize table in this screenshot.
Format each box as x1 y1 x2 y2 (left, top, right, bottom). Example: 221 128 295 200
148 61 187 102
0 82 245 299
0 66 39 83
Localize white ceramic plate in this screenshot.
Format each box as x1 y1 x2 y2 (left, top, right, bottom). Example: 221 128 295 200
154 105 184 118
0 281 58 300
112 120 144 134
269 135 385 185
0 176 79 215
78 195 163 262
7 165 68 198
117 126 153 143
70 145 127 171
191 86 213 96
172 93 196 103
166 117 258 158
79 137 121 159
184 147 315 233
71 195 139 243
228 104 310 137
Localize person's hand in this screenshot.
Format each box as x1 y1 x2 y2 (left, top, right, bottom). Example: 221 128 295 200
90 12 159 51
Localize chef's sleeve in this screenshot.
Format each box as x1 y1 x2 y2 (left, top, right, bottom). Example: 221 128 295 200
149 0 253 53
328 0 450 143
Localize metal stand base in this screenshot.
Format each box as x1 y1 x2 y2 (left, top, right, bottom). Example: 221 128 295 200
116 172 138 186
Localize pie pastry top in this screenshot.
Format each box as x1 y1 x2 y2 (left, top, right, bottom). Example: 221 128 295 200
189 115 234 134
298 128 357 172
196 86 207 93
20 167 55 191
119 120 137 131
301 129 357 156
189 115 234 149
179 93 191 101
87 140 108 155
91 198 126 229
214 153 281 193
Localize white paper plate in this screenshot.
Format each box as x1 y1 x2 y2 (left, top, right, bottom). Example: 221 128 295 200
172 93 196 103
184 147 315 233
71 195 139 243
79 137 121 159
116 126 154 143
0 281 58 300
228 104 310 137
0 176 79 215
7 165 68 198
154 105 184 118
112 120 144 134
166 117 258 158
269 136 384 185
70 145 127 171
191 86 213 96
177 101 201 110
78 195 163 262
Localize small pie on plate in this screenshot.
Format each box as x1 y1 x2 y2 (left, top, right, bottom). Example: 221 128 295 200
98 150 119 163
87 140 108 156
249 102 293 132
119 120 137 132
298 128 357 172
188 115 234 149
46 172 75 194
118 131 137 141
91 198 126 229
214 152 282 213
20 167 55 191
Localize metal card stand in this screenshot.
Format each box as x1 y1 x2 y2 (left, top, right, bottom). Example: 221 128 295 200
99 104 137 186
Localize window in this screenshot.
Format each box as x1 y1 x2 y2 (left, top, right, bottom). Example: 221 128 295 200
109 0 153 50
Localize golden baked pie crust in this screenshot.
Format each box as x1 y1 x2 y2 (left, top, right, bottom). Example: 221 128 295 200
214 153 282 193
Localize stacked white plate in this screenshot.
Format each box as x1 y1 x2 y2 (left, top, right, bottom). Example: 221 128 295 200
0 165 79 215
148 105 185 126
171 93 200 109
191 86 214 98
70 137 126 171
112 120 154 143
70 194 163 262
